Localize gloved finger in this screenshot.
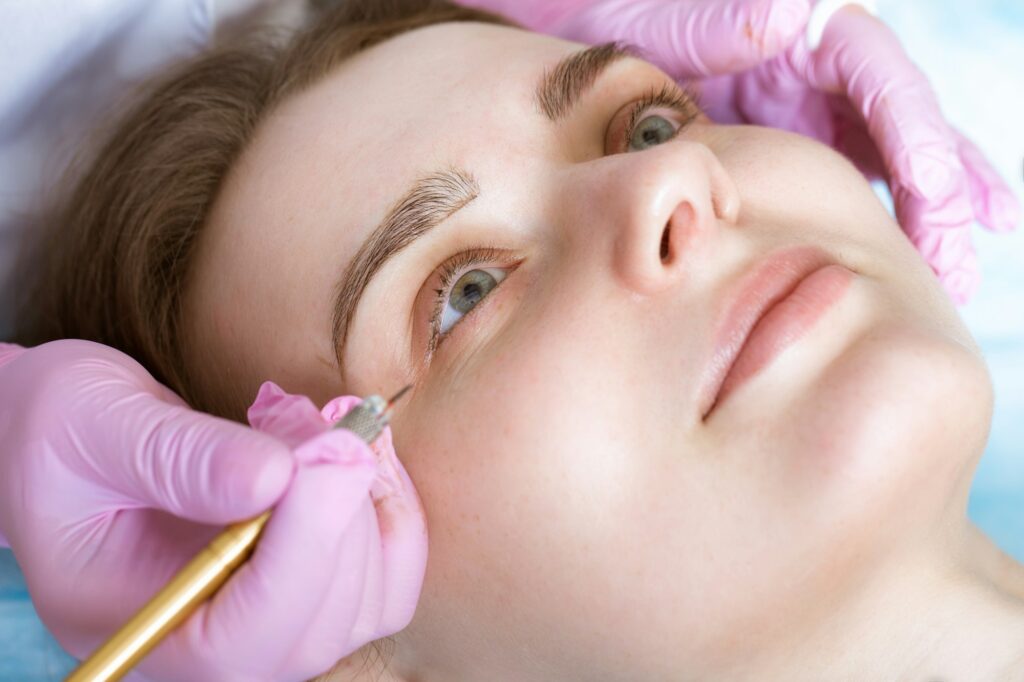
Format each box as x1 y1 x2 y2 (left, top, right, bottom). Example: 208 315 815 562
940 247 980 307
830 94 887 181
279 496 379 679
281 425 428 677
952 127 1021 233
53 349 296 526
150 429 379 681
247 380 332 448
557 0 810 80
320 398 428 632
734 59 836 141
363 427 429 637
106 393 295 525
673 0 812 77
807 8 967 204
893 183 980 305
926 231 980 306
321 400 429 635
452 0 588 33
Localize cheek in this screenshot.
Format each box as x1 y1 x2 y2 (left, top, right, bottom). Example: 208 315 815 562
391 296 795 661
712 126 896 239
400 312 655 571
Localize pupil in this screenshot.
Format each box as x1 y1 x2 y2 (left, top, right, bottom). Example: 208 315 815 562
631 115 674 151
462 282 481 303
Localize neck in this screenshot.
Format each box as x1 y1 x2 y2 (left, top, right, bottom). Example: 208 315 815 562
729 522 1024 682
326 524 1024 682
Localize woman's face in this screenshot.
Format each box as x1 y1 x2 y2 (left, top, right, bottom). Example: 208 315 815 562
187 22 993 678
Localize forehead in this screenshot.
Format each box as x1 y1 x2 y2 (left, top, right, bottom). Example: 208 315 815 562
264 24 572 177
234 22 576 249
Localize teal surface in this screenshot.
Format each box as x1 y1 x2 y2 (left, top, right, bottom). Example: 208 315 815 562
0 551 77 679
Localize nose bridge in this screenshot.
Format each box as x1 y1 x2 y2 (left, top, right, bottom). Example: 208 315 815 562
564 141 740 296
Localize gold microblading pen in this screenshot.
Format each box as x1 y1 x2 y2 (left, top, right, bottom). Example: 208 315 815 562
65 386 413 682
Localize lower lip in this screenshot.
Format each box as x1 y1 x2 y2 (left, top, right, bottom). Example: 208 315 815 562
708 264 854 414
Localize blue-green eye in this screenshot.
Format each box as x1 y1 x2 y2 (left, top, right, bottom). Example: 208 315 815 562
614 83 699 153
628 114 678 151
438 267 507 334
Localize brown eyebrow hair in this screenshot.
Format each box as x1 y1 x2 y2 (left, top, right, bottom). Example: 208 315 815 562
331 167 479 382
535 41 637 121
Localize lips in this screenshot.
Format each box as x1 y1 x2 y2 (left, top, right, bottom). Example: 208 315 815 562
699 245 851 419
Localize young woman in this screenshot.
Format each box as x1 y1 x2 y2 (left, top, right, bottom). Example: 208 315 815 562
9 1 1024 679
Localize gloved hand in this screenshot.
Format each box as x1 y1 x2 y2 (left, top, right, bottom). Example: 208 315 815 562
709 4 1020 304
0 340 427 681
458 0 1021 305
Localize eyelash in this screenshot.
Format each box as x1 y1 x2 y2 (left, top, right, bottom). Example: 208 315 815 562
620 82 701 150
424 83 702 353
427 245 513 354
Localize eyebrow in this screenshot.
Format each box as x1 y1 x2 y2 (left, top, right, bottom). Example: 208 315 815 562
535 41 638 121
331 43 637 380
331 167 479 380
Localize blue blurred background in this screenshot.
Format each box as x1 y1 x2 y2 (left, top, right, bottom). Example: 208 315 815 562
2 1 1022 678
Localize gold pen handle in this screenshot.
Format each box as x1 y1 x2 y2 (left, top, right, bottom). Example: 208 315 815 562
65 510 272 682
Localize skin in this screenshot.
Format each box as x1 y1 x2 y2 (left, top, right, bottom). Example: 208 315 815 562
184 22 1024 682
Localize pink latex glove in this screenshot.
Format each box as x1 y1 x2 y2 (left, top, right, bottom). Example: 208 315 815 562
458 0 1021 304
0 340 427 681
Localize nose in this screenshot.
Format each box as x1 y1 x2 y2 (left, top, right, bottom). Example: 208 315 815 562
570 141 741 296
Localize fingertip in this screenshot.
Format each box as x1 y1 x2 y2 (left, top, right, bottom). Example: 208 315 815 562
934 247 980 307
679 0 809 76
775 0 813 41
246 382 328 447
320 395 363 424
726 0 812 63
250 445 296 509
987 188 1022 233
943 270 978 307
950 127 1020 234
209 433 296 520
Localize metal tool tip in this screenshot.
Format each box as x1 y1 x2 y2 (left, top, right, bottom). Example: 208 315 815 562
386 384 413 408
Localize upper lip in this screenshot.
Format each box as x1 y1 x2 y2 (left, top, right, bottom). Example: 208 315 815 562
698 245 835 418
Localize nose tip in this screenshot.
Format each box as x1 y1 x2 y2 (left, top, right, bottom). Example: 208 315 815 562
658 166 741 274
617 200 701 296
588 140 743 297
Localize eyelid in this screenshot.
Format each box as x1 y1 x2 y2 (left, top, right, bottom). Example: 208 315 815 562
607 81 702 153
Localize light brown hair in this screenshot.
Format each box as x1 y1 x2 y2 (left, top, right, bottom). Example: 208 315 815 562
16 0 512 421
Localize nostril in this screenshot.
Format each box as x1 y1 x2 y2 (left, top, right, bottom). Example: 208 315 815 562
660 225 671 262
